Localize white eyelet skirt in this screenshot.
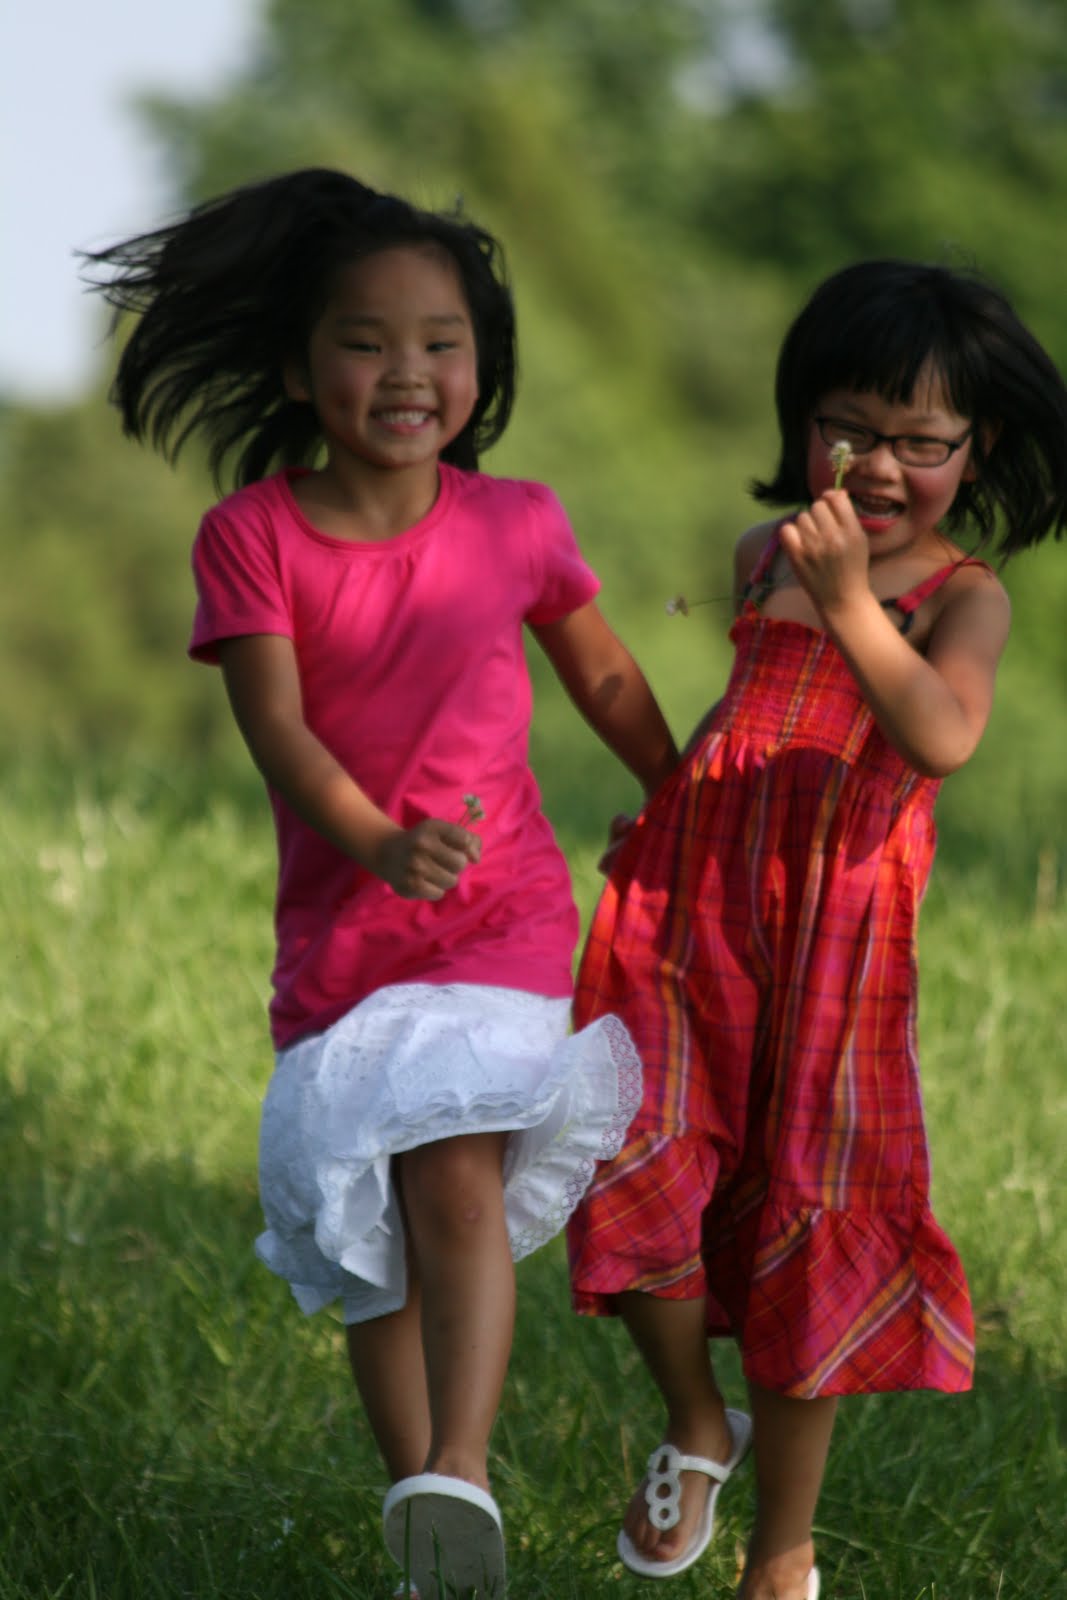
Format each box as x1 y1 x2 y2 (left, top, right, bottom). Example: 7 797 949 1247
254 982 641 1324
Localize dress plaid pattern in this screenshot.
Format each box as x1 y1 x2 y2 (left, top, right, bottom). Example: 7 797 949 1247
568 556 976 1397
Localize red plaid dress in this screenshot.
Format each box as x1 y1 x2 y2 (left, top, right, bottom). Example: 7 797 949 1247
568 547 976 1396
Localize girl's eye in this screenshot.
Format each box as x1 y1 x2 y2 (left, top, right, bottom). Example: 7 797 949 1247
428 340 458 353
901 437 946 460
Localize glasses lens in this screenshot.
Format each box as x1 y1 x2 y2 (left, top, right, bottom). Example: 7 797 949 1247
895 438 952 466
818 419 871 451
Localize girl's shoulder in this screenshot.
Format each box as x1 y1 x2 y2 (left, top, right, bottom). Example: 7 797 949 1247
735 517 782 562
446 469 579 564
448 464 563 516
734 517 784 591
203 470 293 531
923 550 1011 629
936 543 1006 590
914 538 1010 610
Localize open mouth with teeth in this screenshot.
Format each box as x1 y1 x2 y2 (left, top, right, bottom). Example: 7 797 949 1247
374 408 433 427
851 492 904 524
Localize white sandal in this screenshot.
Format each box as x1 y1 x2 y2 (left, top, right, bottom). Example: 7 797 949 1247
617 1407 753 1578
383 1472 505 1598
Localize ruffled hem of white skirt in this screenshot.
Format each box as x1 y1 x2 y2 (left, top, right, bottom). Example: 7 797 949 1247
253 983 640 1322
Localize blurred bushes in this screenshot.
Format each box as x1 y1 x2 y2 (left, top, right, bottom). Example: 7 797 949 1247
3 0 1065 880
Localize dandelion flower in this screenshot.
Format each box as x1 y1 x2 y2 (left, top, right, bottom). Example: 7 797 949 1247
829 439 854 488
665 592 725 617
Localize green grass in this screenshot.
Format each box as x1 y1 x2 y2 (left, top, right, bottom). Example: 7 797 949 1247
2 767 1064 1599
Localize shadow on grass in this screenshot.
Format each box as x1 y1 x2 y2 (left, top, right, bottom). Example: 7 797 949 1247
2 1078 1063 1600
504 1245 1067 1600
0 1119 394 1600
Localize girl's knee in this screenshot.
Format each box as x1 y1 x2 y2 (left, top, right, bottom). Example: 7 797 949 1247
399 1134 507 1234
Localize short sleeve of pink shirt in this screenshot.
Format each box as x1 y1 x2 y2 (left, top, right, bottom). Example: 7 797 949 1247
189 464 601 1048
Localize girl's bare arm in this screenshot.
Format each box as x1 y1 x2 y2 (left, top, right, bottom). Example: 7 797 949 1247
780 490 1011 777
217 633 479 898
531 601 679 796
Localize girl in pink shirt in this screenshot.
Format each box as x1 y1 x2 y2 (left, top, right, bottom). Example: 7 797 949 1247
84 167 677 1599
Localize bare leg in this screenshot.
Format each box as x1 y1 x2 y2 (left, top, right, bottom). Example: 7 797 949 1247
617 1290 737 1566
736 1381 837 1600
398 1131 514 1489
345 1255 431 1482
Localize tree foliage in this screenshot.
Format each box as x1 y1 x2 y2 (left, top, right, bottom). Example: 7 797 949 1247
686 0 1067 347
3 0 1066 862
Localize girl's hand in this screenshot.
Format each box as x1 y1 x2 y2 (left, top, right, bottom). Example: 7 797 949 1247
373 818 481 900
218 636 486 885
598 812 635 874
779 488 870 617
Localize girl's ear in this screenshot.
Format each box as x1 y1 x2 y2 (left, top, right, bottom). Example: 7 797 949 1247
964 420 1002 481
283 360 311 403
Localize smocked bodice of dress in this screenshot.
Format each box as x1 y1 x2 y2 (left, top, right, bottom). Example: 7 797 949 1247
717 610 942 810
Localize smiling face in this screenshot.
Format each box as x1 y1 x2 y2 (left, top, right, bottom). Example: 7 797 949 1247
286 243 480 480
807 365 977 558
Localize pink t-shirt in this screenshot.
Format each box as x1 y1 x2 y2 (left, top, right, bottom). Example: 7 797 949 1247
189 464 600 1049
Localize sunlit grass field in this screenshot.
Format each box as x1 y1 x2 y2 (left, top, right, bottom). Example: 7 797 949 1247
2 766 1064 1599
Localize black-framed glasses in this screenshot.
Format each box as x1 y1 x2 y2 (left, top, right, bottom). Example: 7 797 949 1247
814 415 973 468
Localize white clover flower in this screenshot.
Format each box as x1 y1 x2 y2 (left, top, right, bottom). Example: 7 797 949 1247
665 594 691 617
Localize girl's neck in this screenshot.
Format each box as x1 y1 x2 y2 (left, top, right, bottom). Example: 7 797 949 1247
290 456 444 542
868 525 966 578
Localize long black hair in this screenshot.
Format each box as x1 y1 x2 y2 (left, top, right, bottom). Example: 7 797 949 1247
81 168 517 486
752 258 1067 556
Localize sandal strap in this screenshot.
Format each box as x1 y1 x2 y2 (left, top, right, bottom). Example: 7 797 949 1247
675 1451 729 1484
647 1443 730 1484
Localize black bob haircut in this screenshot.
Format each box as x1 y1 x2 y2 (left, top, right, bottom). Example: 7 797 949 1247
752 258 1067 557
81 168 517 487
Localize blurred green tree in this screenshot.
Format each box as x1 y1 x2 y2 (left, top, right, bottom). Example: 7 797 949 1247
3 0 1065 865
680 0 1067 348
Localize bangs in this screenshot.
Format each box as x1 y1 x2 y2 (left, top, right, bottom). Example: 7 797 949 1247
792 270 985 419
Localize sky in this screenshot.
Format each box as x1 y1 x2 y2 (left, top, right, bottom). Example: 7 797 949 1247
0 3 788 406
1 0 261 404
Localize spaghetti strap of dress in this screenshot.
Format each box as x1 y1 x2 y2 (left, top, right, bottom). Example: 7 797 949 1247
887 557 993 635
739 524 786 610
742 526 992 635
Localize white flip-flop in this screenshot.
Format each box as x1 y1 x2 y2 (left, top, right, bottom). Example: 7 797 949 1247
383 1472 506 1598
617 1407 752 1578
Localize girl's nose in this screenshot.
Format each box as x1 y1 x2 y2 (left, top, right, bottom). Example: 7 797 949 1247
860 438 899 474
384 350 426 385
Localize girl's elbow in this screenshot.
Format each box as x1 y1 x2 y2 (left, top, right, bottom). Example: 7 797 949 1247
911 729 983 779
914 753 965 780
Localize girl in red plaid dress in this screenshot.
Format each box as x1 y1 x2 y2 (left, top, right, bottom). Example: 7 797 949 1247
568 260 1067 1600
